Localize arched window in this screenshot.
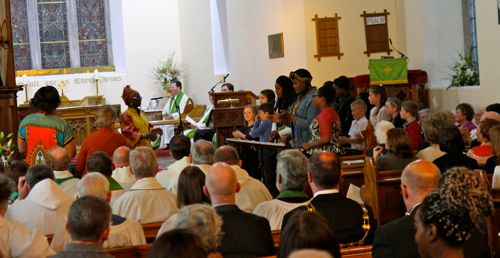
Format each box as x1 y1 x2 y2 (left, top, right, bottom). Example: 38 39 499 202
11 0 113 76
462 0 479 77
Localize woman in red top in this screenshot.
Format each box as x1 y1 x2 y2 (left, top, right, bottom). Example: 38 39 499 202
467 118 500 165
302 84 343 155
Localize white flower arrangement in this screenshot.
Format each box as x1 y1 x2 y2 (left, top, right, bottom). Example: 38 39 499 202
448 53 479 89
154 53 183 90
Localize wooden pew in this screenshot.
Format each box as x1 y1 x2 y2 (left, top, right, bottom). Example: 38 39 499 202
362 157 405 226
340 154 366 196
271 230 281 248
341 245 373 258
141 222 163 243
106 244 151 258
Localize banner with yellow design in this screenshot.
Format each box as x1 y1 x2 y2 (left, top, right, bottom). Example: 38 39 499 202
369 58 408 85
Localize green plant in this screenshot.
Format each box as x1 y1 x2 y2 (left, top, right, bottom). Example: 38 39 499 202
153 53 183 90
448 54 479 89
0 131 15 165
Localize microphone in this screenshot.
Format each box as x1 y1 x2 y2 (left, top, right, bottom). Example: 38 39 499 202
150 96 165 100
389 38 407 59
222 73 230 82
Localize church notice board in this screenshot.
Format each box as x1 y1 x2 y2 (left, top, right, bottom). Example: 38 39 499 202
361 10 392 57
312 14 343 61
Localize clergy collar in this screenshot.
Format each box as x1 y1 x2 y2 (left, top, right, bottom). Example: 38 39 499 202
130 177 164 191
53 170 74 179
313 189 339 198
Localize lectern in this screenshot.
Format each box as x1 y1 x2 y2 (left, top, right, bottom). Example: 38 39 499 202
209 91 257 145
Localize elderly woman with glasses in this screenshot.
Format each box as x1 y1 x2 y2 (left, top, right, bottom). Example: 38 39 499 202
120 85 163 149
302 84 343 155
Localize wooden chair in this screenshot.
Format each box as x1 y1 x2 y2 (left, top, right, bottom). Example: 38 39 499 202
361 156 405 226
141 222 163 243
341 245 372 258
106 244 151 258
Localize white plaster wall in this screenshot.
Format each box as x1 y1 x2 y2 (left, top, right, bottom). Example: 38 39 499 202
16 0 183 112
428 0 500 111
178 0 307 105
303 0 401 85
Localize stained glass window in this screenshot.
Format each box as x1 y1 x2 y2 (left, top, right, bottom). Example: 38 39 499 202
38 1 70 68
77 0 108 67
11 0 31 71
10 0 113 74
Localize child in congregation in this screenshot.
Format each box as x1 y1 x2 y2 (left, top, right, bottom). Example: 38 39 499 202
251 103 278 196
259 89 276 106
400 100 422 152
339 99 369 155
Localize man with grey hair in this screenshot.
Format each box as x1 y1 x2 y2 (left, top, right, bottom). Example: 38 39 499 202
253 149 310 230
51 173 146 252
111 146 136 190
75 105 127 175
0 174 55 257
52 196 113 257
46 146 79 196
213 145 272 212
112 147 177 223
6 165 74 235
189 139 215 174
203 162 274 257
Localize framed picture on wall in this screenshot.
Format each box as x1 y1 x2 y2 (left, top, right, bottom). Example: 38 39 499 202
268 33 284 59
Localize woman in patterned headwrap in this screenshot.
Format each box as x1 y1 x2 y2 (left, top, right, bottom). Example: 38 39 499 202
120 85 163 149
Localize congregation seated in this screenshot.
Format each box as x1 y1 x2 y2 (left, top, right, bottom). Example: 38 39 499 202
279 210 341 258
253 149 310 230
157 204 222 257
3 160 28 203
190 139 215 174
46 146 79 196
372 162 489 258
112 147 177 223
86 151 126 204
157 166 210 236
149 229 208 258
75 105 127 176
433 127 478 173
155 135 191 193
417 111 454 161
415 167 492 258
6 165 74 235
205 162 274 258
373 128 417 171
0 173 54 257
111 146 136 190
50 172 146 252
52 196 113 257
282 151 375 245
213 145 272 212
467 118 499 165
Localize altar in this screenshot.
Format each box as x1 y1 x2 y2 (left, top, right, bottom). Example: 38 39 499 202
18 96 120 147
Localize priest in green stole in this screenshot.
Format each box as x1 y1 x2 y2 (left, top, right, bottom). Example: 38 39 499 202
159 80 189 148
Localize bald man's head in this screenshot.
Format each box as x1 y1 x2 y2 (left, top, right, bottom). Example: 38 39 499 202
113 146 131 167
401 160 441 197
46 146 71 171
205 162 238 200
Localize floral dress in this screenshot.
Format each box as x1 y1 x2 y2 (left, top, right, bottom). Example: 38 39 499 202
307 107 344 155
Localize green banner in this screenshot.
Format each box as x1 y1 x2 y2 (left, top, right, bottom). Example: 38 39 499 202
369 58 408 85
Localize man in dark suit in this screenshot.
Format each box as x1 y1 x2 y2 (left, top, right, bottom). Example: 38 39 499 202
282 151 375 245
372 160 490 258
203 162 274 258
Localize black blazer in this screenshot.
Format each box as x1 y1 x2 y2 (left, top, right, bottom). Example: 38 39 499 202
433 153 478 173
214 204 274 258
372 204 490 258
282 193 375 245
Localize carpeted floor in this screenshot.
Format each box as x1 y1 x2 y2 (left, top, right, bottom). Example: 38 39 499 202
154 149 176 170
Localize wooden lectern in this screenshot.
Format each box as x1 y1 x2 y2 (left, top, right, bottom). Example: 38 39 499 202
0 0 23 140
210 91 257 145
